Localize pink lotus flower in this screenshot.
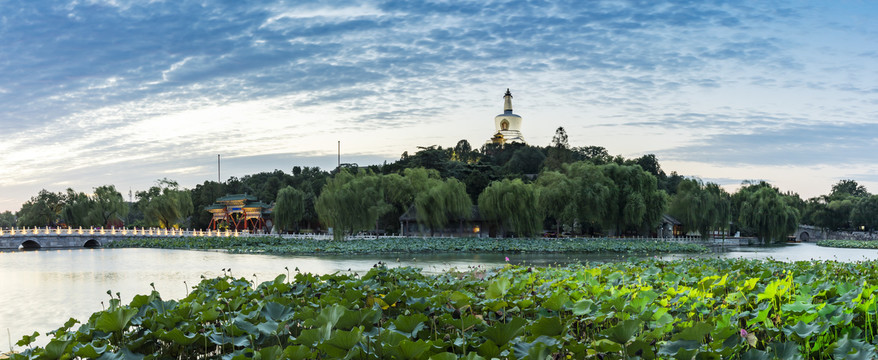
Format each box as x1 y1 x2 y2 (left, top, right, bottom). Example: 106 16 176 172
740 329 748 338
505 256 510 262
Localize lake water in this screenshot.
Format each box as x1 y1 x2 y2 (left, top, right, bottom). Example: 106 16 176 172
2 242 878 350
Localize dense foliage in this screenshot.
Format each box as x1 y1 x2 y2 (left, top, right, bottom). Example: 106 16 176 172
817 240 878 249
669 179 731 240
105 236 708 255
15 259 878 359
274 186 306 233
10 133 873 241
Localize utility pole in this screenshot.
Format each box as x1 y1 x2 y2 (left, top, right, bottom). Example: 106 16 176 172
337 141 340 170
217 154 221 183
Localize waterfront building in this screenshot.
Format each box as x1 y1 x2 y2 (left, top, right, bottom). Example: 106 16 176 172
205 194 272 232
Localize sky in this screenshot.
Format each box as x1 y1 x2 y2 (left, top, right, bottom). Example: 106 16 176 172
1 0 877 212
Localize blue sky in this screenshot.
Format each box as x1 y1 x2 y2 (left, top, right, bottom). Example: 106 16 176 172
1 0 876 212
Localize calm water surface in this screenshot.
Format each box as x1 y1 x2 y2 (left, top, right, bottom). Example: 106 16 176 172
3 242 878 349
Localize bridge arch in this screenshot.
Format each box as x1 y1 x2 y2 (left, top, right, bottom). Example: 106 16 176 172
83 239 101 248
19 240 42 250
797 231 810 242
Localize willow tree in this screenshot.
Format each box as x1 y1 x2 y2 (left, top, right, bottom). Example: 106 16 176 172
63 188 94 228
273 186 305 233
564 161 613 234
738 185 799 243
88 185 128 227
535 171 575 235
850 195 878 234
414 177 471 236
315 169 388 240
599 163 668 235
137 179 193 229
478 178 541 237
669 179 730 240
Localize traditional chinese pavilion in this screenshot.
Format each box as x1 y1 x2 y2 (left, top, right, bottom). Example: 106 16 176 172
205 194 273 232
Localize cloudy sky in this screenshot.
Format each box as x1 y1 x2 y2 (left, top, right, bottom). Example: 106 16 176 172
1 0 876 212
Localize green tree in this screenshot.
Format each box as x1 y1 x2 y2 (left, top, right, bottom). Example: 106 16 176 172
669 179 730 240
273 186 305 233
88 185 128 227
830 179 869 200
414 178 472 236
737 184 799 244
315 169 388 240
0 211 15 228
599 163 668 235
16 189 65 227
478 179 542 237
544 126 573 170
850 195 878 233
62 188 94 228
535 171 576 235
502 146 546 175
560 162 614 235
190 181 226 229
137 179 193 229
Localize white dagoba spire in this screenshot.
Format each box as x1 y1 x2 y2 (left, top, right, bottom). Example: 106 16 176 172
503 88 513 113
488 88 525 145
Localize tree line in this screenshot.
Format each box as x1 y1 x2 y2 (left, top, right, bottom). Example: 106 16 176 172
3 127 875 243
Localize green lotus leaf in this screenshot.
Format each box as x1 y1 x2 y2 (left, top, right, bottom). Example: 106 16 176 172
317 328 363 357
671 321 712 341
428 353 458 360
742 348 771 360
94 348 146 360
282 345 317 360
529 316 563 337
486 277 511 299
481 316 527 346
255 319 281 336
384 339 432 360
572 299 596 316
543 292 569 312
95 307 138 333
207 332 250 347
391 313 429 338
73 342 108 358
261 302 295 322
156 328 200 345
513 336 558 360
783 320 823 338
658 340 700 357
461 352 486 360
476 339 501 358
832 334 876 360
601 319 642 344
317 304 348 328
769 341 804 360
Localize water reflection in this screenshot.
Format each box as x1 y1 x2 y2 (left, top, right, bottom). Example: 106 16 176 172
2 242 878 349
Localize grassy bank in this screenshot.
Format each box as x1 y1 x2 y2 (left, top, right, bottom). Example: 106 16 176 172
817 239 878 249
12 258 878 359
105 236 708 255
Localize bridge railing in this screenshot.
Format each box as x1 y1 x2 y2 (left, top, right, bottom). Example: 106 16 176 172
0 226 273 238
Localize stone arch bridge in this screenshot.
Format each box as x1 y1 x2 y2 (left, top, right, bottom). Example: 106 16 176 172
0 227 240 250
793 225 829 242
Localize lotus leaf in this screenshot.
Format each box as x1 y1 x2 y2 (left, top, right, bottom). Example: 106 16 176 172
601 319 642 344
390 313 429 338
832 334 876 360
769 342 804 360
480 316 527 346
485 277 511 299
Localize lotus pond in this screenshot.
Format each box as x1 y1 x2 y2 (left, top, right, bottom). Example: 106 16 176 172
817 240 878 249
12 257 878 359
104 236 710 255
